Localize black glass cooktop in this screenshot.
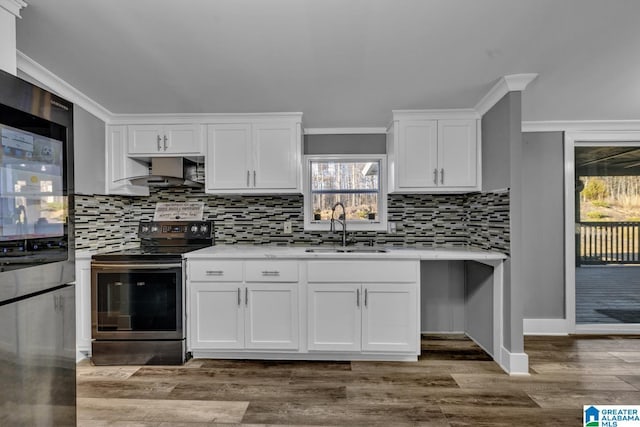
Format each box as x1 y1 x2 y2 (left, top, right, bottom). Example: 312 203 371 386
92 244 211 263
92 220 213 263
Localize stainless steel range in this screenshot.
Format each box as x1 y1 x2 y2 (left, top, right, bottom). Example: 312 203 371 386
90 220 213 365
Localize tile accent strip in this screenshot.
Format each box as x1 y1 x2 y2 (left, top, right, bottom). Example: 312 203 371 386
74 189 510 255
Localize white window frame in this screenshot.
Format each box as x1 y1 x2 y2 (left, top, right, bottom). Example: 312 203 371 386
303 154 388 232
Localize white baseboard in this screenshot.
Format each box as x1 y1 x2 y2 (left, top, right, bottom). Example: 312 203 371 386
523 318 568 335
500 346 530 375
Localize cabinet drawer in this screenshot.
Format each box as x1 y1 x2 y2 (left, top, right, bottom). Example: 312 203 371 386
189 260 243 282
245 260 298 282
307 260 417 283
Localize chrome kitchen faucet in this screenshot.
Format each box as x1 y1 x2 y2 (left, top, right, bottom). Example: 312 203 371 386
330 202 349 247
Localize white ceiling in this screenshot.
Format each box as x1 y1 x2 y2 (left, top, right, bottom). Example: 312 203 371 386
14 0 640 127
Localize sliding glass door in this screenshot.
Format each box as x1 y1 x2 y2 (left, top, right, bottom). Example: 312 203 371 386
574 143 640 327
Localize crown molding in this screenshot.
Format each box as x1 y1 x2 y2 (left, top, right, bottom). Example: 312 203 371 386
475 73 538 116
17 51 114 123
110 112 303 126
0 0 27 18
304 127 387 135
503 73 539 91
391 108 480 120
522 120 640 133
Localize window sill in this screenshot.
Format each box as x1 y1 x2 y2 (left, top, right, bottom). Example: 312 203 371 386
304 220 388 232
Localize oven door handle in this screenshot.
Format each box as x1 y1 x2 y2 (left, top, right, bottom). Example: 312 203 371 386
91 263 182 269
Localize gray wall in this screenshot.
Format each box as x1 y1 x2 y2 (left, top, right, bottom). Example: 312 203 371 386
73 106 106 195
420 261 465 332
16 71 107 195
304 134 386 155
481 92 524 353
465 261 494 354
481 96 511 192
522 131 565 318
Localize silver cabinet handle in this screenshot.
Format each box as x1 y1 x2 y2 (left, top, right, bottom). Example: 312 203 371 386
246 170 250 187
356 288 360 307
136 282 146 287
245 287 248 306
364 288 368 307
237 288 241 306
433 168 438 185
261 271 280 276
440 168 444 184
157 135 162 151
205 270 224 276
253 170 256 187
163 135 168 151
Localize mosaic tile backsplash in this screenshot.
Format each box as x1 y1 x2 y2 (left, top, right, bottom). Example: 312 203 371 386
75 188 510 254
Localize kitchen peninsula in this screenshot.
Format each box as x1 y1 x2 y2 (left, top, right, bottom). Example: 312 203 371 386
184 246 512 372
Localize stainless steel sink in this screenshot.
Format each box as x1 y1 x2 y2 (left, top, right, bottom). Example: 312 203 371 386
305 248 388 253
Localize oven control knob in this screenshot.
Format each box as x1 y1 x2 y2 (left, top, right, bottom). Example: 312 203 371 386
191 225 198 233
151 225 159 233
141 225 150 233
200 225 208 234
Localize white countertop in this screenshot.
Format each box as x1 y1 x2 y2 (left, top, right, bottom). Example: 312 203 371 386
185 245 507 262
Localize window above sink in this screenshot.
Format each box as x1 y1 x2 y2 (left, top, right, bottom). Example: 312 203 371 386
303 154 388 231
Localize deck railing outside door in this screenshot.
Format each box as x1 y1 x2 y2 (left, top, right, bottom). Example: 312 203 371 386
578 221 640 264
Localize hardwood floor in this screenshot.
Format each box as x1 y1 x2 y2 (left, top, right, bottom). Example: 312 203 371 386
76 334 640 426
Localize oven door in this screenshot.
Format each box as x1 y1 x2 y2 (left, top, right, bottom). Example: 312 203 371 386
91 262 183 340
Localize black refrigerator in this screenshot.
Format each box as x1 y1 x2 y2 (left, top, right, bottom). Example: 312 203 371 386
0 69 76 426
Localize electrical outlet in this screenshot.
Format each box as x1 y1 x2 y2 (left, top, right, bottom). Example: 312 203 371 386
387 221 397 234
283 221 292 233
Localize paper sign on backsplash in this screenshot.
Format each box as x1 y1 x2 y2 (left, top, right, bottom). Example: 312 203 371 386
153 202 204 221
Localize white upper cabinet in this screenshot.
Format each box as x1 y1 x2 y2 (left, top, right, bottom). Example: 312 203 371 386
105 125 149 196
388 111 480 193
396 119 438 189
128 124 203 156
253 122 300 190
438 119 478 188
206 124 253 190
205 114 302 194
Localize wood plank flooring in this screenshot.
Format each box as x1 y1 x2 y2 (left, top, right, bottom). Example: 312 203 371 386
76 334 640 426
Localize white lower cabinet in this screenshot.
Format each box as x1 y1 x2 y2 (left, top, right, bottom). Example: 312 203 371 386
75 251 94 359
306 260 419 355
307 284 361 352
187 257 419 359
245 284 298 350
188 260 299 351
190 283 244 349
307 282 418 353
361 283 418 352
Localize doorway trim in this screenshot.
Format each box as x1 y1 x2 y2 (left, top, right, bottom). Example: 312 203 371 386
565 131 640 333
